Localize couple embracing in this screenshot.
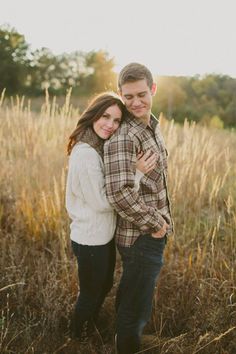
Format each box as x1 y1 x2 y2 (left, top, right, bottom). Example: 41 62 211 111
66 62 173 354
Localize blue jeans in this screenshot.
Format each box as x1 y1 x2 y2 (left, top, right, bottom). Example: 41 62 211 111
71 239 116 337
116 234 166 354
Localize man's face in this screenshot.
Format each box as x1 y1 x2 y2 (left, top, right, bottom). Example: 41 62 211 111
119 79 156 122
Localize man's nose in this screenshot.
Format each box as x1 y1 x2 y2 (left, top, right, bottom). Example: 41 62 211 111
132 97 141 106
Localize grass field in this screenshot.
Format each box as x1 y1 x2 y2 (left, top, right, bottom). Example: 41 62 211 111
0 92 236 353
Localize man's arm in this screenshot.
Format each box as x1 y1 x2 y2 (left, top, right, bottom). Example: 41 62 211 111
104 134 166 232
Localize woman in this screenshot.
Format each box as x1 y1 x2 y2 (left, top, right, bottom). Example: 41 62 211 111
66 92 157 340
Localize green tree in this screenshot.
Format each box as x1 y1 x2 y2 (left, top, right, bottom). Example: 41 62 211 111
0 25 29 94
27 48 63 95
56 51 90 95
84 50 116 93
153 77 187 121
224 99 236 126
28 49 109 96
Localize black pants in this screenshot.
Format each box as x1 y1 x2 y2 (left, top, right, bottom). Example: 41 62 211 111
71 239 116 336
116 235 166 353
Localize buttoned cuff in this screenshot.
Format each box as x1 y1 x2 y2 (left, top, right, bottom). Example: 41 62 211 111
152 216 166 232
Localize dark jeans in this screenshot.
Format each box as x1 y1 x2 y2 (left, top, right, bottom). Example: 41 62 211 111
71 238 116 337
116 234 166 354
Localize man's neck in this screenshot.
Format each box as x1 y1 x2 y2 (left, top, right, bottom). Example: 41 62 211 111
139 114 151 127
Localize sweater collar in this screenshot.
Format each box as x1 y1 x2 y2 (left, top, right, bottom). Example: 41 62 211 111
76 127 104 158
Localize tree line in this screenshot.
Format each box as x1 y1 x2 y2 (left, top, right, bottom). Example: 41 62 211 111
153 75 236 127
0 25 235 127
0 25 116 96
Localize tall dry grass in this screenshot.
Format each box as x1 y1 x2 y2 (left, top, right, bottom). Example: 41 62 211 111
0 92 235 353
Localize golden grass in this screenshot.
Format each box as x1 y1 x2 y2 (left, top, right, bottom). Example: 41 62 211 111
0 92 236 353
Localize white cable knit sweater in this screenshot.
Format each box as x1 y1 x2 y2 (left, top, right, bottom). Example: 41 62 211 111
66 143 143 246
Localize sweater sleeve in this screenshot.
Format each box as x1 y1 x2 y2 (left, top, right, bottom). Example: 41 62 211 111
104 134 166 231
70 147 113 212
134 169 144 191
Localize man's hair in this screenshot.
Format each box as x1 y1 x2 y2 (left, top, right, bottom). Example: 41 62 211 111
118 62 153 90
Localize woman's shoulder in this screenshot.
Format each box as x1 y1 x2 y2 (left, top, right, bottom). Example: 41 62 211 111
72 143 97 155
71 143 101 163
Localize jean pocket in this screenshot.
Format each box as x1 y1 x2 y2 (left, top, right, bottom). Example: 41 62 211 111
135 234 166 260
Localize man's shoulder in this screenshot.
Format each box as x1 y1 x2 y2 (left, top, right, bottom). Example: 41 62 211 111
114 119 131 136
109 116 145 141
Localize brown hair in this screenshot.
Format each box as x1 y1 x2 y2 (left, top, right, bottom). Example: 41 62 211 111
118 62 153 90
67 92 125 155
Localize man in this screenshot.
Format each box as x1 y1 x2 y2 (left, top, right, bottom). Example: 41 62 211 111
104 63 173 353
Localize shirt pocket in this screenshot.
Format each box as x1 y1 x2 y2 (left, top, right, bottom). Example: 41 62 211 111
141 163 164 193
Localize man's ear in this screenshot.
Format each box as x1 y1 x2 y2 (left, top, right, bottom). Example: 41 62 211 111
151 83 157 96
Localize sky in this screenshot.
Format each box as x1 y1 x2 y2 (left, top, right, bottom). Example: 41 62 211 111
0 0 236 78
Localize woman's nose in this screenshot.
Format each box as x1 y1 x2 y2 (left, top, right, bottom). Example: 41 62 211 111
106 120 113 128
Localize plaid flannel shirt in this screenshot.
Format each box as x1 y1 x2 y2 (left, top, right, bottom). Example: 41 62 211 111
104 113 173 247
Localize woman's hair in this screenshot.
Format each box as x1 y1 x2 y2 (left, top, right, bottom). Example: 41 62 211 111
67 92 125 155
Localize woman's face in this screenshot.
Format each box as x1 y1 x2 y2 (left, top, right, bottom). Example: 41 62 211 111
93 104 122 139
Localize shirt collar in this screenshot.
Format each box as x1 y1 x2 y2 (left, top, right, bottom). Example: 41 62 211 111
126 113 159 131
150 114 159 130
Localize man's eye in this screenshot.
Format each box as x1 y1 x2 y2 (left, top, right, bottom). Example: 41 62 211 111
139 93 146 97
